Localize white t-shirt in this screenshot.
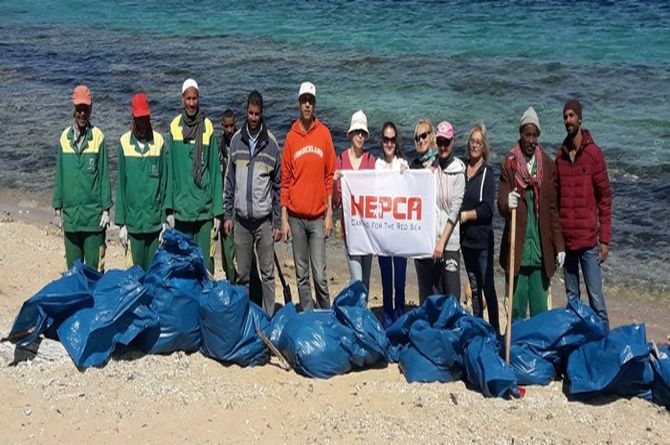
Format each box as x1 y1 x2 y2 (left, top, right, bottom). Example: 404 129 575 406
375 156 409 171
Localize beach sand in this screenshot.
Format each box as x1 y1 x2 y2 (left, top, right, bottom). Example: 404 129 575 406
0 189 668 443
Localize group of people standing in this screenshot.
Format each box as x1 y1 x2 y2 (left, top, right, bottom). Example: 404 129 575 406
53 80 612 333
331 101 612 335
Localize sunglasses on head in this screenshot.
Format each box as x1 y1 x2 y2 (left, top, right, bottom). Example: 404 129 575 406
436 137 452 147
382 136 397 145
414 131 430 142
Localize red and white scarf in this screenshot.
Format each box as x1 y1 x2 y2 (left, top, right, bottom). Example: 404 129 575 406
509 143 544 215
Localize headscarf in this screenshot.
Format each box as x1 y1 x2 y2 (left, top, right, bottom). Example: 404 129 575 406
509 143 544 215
181 108 206 186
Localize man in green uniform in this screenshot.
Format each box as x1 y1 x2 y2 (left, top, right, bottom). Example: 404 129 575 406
115 92 166 271
165 78 223 274
53 84 112 272
498 107 564 318
219 109 238 282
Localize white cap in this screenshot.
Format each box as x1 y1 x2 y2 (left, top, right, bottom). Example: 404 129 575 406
519 106 541 135
182 78 199 95
347 110 369 135
298 81 316 99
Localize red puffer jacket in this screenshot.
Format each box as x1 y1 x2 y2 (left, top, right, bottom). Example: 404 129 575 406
555 129 612 250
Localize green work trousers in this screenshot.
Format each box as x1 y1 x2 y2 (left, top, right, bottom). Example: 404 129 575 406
512 266 550 319
175 219 214 274
220 232 236 282
127 231 160 271
64 231 106 272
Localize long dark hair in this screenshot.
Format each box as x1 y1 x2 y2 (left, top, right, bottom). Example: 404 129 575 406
380 121 406 160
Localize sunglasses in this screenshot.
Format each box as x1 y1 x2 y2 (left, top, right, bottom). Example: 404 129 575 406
436 137 452 147
382 136 397 145
299 95 315 105
414 131 430 142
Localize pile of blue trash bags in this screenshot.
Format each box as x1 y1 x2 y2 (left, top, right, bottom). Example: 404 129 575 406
3 230 669 408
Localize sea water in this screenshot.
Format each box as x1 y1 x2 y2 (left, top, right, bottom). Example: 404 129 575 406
0 0 668 289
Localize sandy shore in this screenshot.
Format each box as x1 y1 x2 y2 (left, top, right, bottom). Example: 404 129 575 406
0 189 669 443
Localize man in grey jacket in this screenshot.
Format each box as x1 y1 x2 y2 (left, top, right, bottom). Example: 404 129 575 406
223 90 282 315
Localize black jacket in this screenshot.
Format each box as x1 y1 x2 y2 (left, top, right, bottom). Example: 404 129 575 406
460 163 495 250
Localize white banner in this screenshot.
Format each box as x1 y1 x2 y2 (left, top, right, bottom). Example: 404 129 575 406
341 170 436 256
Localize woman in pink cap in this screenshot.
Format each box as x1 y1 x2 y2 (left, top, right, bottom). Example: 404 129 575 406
431 120 466 300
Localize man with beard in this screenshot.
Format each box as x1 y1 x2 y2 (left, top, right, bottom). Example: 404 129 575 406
224 91 282 315
555 99 612 329
280 81 336 310
53 84 112 272
165 78 223 274
114 92 166 271
498 107 564 319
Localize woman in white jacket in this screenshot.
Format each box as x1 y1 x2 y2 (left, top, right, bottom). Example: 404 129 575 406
431 120 466 299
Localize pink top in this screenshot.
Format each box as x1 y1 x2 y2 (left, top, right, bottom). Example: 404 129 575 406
333 149 376 208
333 148 376 240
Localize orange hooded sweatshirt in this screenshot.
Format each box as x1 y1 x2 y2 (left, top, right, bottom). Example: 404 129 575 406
281 117 336 218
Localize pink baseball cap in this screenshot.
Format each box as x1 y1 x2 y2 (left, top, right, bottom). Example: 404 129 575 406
435 121 454 140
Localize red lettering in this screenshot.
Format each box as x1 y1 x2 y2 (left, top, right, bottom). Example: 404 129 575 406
379 197 392 217
349 195 422 221
350 195 364 217
364 195 377 219
393 197 407 220
407 197 422 220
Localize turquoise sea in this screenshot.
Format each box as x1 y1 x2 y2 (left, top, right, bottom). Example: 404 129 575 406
1 1 668 289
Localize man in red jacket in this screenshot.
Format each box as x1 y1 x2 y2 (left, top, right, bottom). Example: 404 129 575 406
555 99 612 329
280 81 336 310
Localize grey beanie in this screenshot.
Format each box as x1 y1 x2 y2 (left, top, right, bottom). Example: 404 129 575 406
519 106 541 136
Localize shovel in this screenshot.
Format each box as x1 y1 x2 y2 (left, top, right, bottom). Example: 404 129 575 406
274 249 293 304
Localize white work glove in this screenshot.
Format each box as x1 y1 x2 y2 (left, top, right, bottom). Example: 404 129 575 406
508 191 521 210
118 225 128 249
99 210 110 229
556 251 566 269
159 223 169 244
53 209 63 229
166 213 175 228
213 217 221 235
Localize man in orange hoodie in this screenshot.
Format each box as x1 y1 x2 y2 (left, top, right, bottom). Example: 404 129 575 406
281 81 336 310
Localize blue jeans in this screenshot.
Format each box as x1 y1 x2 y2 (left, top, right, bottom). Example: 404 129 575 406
564 245 609 329
288 215 330 310
462 242 500 335
345 249 373 292
378 256 407 327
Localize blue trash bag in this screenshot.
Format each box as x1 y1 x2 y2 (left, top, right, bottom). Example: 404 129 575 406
567 324 654 399
199 280 270 366
332 281 391 367
5 261 101 346
277 310 357 379
134 229 209 354
387 295 460 352
387 295 501 387
398 320 463 383
268 303 298 346
57 267 158 368
652 346 670 409
464 336 520 398
509 343 556 386
275 282 390 379
508 298 608 382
